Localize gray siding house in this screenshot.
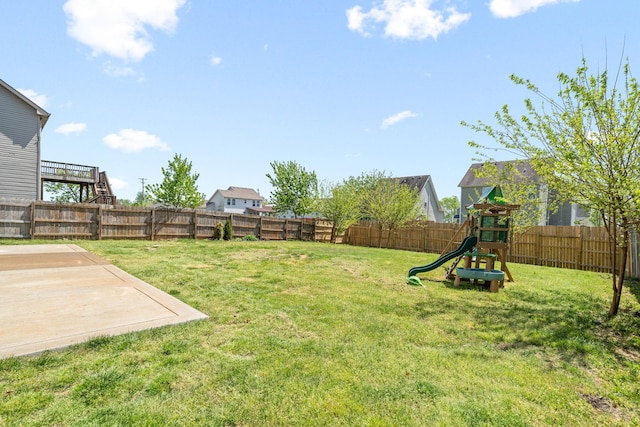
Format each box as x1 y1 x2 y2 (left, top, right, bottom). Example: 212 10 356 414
0 79 50 201
396 175 444 222
458 160 590 226
206 186 267 214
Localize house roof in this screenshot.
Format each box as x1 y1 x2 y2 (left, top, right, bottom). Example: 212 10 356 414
0 78 50 128
395 175 443 212
208 186 264 202
458 160 540 188
246 206 275 215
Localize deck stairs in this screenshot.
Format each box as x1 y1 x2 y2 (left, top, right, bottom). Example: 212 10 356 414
41 160 117 205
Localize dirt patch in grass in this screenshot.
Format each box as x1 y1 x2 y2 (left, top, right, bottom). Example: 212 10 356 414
580 393 627 420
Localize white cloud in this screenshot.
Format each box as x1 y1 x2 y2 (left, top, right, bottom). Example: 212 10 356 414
104 63 138 77
108 176 128 190
210 55 222 65
55 122 87 135
347 0 471 40
103 129 170 153
17 89 48 107
63 0 186 62
381 110 419 129
489 0 580 18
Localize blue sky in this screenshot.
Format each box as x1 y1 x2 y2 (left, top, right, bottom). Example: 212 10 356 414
2 0 639 203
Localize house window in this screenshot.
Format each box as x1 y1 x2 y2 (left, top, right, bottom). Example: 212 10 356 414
232 199 236 205
226 198 230 205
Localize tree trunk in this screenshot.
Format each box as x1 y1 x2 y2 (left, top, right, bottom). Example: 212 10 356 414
330 224 337 244
608 229 629 317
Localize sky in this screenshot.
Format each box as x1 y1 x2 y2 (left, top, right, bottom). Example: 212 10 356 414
2 0 640 204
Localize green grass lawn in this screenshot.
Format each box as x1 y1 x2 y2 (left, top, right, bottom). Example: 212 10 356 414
1 239 639 426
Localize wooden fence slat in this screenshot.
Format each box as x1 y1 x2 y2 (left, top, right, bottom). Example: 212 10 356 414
0 202 335 245
345 220 639 275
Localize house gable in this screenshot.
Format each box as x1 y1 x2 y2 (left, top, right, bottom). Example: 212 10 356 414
0 79 50 201
395 175 444 222
458 160 589 226
206 186 265 213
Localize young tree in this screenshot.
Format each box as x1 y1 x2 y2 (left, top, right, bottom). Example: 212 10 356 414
44 182 82 203
463 56 640 317
146 154 206 208
266 160 318 218
440 196 460 223
133 191 153 207
358 171 420 248
316 178 361 243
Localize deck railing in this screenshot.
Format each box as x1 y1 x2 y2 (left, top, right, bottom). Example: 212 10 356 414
41 160 98 183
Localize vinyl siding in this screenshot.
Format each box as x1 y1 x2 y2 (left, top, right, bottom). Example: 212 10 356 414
0 86 39 201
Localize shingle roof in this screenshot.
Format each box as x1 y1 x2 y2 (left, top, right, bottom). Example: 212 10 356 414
215 186 264 200
394 175 443 212
395 175 429 191
458 160 540 187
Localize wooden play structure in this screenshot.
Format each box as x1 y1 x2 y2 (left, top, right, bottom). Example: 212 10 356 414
407 186 519 292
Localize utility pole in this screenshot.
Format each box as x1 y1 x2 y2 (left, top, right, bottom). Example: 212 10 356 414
139 178 146 203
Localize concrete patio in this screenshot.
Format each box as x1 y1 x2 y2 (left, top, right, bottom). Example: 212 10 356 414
0 244 208 358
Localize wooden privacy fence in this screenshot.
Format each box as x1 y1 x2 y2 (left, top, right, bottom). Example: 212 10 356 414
345 221 640 276
0 201 333 242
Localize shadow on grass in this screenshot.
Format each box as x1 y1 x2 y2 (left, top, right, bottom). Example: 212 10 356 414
626 276 640 306
415 278 640 368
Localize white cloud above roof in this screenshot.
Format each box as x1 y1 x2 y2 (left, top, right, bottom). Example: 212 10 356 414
488 0 581 18
55 122 87 135
381 110 418 129
346 0 471 40
103 129 171 153
63 0 186 62
16 88 48 108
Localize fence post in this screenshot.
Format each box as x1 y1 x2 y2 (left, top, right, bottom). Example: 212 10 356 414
192 209 197 239
97 204 103 240
150 208 156 241
576 226 584 270
30 201 36 240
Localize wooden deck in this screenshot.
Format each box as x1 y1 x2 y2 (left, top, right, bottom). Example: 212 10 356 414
41 160 98 184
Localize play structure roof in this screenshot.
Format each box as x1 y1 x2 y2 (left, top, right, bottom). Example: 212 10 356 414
465 185 505 209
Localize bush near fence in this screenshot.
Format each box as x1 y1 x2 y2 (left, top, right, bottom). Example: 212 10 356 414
0 201 333 242
344 220 640 276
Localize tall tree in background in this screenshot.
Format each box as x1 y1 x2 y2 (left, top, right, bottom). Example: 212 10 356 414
266 160 318 218
463 56 640 317
146 154 206 208
440 196 460 223
316 178 361 243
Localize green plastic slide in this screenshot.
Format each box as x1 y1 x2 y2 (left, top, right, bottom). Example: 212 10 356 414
407 235 478 277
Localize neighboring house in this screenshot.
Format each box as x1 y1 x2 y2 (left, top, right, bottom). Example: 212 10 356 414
0 78 50 201
396 175 445 222
458 160 590 226
206 186 267 215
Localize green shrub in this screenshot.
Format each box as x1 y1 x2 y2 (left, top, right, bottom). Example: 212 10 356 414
242 234 258 241
213 223 225 240
223 219 233 241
